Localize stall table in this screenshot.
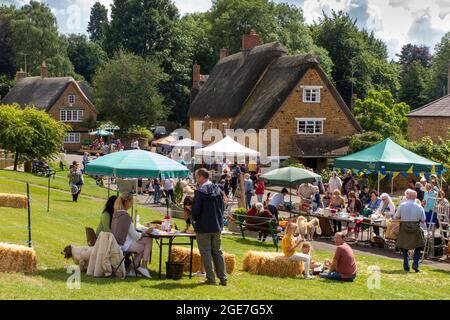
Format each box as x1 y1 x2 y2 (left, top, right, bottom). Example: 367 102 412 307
145 232 196 279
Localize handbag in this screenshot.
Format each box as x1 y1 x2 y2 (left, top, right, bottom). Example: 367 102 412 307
71 184 79 195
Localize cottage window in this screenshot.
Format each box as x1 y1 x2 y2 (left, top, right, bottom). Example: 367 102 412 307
63 132 80 143
301 86 322 103
296 118 325 135
68 94 75 105
60 109 83 122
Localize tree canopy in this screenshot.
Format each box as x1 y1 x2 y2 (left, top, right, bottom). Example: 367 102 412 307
93 50 167 136
0 104 69 170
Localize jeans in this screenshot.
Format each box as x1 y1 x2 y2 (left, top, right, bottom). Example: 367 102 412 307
256 194 263 203
245 192 252 209
165 189 174 204
425 211 439 228
320 271 356 282
268 205 279 221
402 248 422 271
196 232 228 284
333 220 342 233
154 190 161 204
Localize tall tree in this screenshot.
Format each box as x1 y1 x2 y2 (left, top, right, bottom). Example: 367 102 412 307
87 2 108 44
93 50 167 136
67 34 106 82
353 90 410 138
397 44 432 73
427 32 450 100
10 1 74 76
399 60 429 110
312 11 399 106
104 0 192 125
0 6 16 78
207 0 333 73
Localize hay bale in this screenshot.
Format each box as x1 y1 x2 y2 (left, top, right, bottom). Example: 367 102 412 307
0 243 36 273
170 246 235 274
242 251 304 277
0 193 28 208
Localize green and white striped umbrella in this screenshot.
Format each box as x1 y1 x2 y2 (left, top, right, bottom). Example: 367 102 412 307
85 150 190 179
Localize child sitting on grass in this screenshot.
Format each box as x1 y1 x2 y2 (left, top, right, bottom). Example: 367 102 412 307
281 222 314 280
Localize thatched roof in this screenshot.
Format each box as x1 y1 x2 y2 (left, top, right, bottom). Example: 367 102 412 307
295 136 350 158
1 76 96 113
408 94 450 117
188 42 287 118
189 42 361 132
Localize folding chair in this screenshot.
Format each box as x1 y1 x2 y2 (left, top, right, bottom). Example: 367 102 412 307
85 227 97 247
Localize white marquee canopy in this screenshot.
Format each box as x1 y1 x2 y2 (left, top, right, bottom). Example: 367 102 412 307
195 136 260 158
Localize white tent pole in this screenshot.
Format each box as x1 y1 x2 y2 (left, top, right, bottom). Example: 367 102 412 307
377 171 380 194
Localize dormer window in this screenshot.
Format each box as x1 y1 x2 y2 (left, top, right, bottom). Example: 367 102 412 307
68 94 75 105
301 86 322 103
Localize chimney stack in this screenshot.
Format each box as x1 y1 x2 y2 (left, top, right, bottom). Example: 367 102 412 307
40 61 48 79
15 68 27 81
219 48 229 60
192 64 201 87
242 28 260 51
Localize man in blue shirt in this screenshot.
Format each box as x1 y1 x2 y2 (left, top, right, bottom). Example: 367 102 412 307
395 189 426 272
422 183 438 227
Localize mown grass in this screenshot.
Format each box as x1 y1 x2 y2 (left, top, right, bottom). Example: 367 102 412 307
0 170 449 300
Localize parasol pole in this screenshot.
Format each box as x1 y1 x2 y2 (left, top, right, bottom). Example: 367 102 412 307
391 173 394 195
377 171 381 194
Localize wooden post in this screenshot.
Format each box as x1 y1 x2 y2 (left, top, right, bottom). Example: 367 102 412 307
236 173 246 209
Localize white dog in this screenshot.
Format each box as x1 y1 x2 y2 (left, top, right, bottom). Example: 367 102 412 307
296 216 322 241
62 244 93 272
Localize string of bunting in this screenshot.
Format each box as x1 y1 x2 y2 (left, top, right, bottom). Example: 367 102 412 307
334 166 446 179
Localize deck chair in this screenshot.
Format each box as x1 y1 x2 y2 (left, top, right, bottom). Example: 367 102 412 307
85 227 97 247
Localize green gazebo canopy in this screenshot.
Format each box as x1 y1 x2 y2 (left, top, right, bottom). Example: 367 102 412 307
85 150 190 179
334 138 443 173
260 167 322 187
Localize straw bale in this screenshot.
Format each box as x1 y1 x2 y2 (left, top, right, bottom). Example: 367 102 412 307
170 246 235 274
0 243 36 273
242 251 304 277
0 193 28 208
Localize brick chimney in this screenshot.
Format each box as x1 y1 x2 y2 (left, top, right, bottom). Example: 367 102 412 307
40 61 48 79
242 28 260 51
15 68 27 81
192 64 201 87
219 48 229 60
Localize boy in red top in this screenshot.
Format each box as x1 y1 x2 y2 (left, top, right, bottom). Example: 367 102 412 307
320 232 357 282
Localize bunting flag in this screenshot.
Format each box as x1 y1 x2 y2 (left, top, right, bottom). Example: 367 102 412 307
381 169 387 175
342 168 347 174
401 172 409 178
425 173 431 180
359 171 365 177
414 172 420 177
431 165 436 174
407 165 414 174
392 172 400 180
379 172 386 180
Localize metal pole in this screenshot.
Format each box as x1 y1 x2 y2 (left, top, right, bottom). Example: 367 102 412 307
377 171 380 195
47 174 50 212
27 183 31 248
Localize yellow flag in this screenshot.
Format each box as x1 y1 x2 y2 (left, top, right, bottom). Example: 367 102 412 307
393 172 400 179
380 173 386 180
407 165 413 174
431 165 436 174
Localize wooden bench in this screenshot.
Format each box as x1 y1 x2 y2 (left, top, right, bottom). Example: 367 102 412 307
229 213 281 251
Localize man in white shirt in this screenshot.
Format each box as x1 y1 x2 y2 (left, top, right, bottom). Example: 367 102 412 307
328 171 342 194
268 188 289 220
164 178 174 205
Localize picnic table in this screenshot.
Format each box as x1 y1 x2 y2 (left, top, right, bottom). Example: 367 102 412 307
145 231 196 279
286 208 389 244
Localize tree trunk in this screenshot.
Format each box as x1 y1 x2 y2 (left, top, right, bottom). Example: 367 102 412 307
13 152 19 171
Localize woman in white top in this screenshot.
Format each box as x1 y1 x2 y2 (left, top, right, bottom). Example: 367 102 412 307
379 193 396 218
111 193 153 278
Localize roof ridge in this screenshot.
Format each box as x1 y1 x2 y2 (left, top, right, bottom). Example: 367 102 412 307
408 94 450 116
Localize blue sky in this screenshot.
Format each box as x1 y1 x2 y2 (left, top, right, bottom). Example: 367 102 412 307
2 0 450 60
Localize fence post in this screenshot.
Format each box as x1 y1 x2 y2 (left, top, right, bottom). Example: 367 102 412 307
27 183 32 248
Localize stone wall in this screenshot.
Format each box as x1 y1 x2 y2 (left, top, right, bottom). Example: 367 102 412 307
408 117 450 143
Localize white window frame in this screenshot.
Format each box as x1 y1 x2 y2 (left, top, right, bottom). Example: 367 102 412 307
301 86 322 103
63 132 80 144
60 109 83 122
68 94 75 105
296 118 325 135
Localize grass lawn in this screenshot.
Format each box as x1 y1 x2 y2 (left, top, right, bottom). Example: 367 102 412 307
0 170 449 300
